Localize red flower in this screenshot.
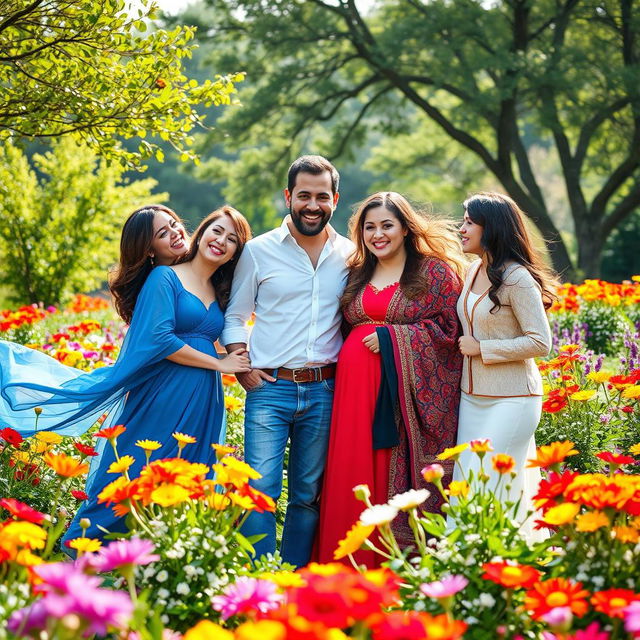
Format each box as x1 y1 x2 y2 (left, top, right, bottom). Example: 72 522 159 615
596 451 635 466
94 424 126 440
525 578 590 619
542 396 568 413
621 405 634 414
71 490 89 501
0 498 47 524
0 427 23 447
482 561 542 589
591 588 640 618
74 442 98 457
533 469 579 510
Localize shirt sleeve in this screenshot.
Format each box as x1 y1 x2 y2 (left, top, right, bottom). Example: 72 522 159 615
479 271 551 364
220 245 258 346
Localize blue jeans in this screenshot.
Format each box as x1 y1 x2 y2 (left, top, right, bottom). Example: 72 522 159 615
242 377 334 567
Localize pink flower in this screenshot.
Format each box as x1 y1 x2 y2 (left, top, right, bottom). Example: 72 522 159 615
94 537 159 573
625 601 640 636
542 606 573 632
572 623 610 640
211 577 284 620
420 575 468 598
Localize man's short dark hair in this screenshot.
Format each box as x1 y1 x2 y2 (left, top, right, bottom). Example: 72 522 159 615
287 155 340 195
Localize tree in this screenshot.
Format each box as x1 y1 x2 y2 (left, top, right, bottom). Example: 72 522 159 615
199 0 640 278
0 138 163 304
0 0 243 170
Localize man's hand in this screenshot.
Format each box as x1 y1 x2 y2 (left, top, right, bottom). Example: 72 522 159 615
236 368 277 391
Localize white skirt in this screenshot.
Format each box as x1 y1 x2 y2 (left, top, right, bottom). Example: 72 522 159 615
453 392 544 542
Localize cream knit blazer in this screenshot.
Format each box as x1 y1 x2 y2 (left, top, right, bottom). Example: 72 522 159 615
456 260 552 397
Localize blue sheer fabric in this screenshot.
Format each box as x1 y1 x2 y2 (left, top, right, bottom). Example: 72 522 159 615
0 266 226 540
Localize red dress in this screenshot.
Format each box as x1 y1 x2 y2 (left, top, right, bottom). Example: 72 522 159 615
316 282 398 567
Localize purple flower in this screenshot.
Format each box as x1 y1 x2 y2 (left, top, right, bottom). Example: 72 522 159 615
8 600 49 636
624 601 640 636
419 575 468 599
211 577 283 620
94 537 159 573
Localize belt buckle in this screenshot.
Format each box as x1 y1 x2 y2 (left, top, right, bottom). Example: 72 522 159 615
292 367 309 383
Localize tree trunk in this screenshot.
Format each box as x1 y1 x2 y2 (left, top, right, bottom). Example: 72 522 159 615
575 225 605 279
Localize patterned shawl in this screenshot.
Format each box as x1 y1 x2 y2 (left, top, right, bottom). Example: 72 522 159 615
344 257 463 545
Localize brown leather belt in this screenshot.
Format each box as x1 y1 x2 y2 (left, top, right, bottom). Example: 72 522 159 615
261 364 336 383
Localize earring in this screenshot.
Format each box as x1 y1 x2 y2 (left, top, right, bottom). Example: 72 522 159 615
149 255 156 266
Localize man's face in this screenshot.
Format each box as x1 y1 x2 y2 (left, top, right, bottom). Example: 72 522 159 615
284 171 339 237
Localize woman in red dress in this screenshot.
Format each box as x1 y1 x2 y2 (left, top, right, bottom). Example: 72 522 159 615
316 192 466 567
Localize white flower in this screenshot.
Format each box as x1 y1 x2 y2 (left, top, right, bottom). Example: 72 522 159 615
184 565 197 578
158 589 170 599
156 570 168 583
388 489 431 511
479 593 496 608
360 504 399 526
176 582 190 595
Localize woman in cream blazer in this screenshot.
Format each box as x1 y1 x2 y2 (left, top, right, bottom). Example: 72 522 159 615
454 192 556 538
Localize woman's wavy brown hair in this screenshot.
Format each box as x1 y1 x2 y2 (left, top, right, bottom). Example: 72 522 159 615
464 192 558 311
179 205 252 311
341 192 466 308
109 205 186 324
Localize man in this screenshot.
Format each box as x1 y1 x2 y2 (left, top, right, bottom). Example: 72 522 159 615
221 155 354 567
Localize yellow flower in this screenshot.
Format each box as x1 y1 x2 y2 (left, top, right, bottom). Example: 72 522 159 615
235 620 286 640
206 492 231 511
150 484 191 507
229 492 255 510
559 343 581 352
0 521 47 552
575 510 609 532
213 457 261 487
586 370 613 384
28 440 51 454
183 620 234 640
621 386 640 399
135 439 162 452
211 443 237 460
613 526 640 544
305 562 346 576
543 502 580 526
44 452 89 478
630 443 640 456
630 516 640 529
437 443 469 461
259 571 306 588
334 521 375 559
570 390 597 401
68 537 102 553
34 431 63 445
469 438 494 453
12 450 31 465
107 455 135 474
224 396 243 412
172 432 197 445
447 481 470 497
14 549 44 567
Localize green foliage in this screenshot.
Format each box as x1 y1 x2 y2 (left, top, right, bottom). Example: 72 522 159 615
0 0 243 170
0 138 162 305
197 0 640 277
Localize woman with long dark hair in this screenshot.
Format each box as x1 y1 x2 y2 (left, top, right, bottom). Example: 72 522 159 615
0 205 252 541
316 192 465 566
455 192 556 536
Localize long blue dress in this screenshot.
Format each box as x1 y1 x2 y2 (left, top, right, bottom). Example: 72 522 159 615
0 266 226 540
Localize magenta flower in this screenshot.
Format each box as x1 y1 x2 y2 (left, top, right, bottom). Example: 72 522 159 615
8 600 49 636
542 607 573 632
211 577 284 620
571 623 610 640
420 575 468 599
94 537 159 573
625 601 640 636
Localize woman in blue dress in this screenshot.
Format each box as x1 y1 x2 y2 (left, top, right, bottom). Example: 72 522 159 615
0 205 252 541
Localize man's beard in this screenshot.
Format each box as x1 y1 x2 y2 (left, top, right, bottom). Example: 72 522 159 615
290 204 332 237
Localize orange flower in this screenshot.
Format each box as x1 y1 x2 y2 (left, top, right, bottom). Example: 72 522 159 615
221 374 237 386
334 521 375 560
43 452 89 478
94 424 126 440
575 510 610 532
491 454 515 474
591 588 640 618
527 441 578 469
542 396 568 413
482 562 542 589
524 578 590 619
612 526 640 543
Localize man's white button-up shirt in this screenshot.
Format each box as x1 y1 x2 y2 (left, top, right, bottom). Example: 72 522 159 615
221 217 354 369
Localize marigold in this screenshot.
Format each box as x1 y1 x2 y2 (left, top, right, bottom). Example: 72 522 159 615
524 578 590 619
183 620 234 640
591 589 640 618
570 390 597 401
237 483 276 513
0 521 47 553
34 431 63 444
207 493 231 510
212 443 236 459
533 469 579 510
527 441 578 469
542 502 580 526
596 451 635 467
151 483 191 507
334 521 375 559
482 561 542 589
422 463 445 483
67 537 102 553
221 374 236 386
94 424 126 440
542 396 569 413
586 370 613 384
575 510 610 532
107 455 135 474
437 443 469 461
173 431 197 447
612 526 640 543
213 456 261 487
491 453 515 474
74 442 98 457
43 452 89 478
622 385 640 399
135 439 162 452
224 396 243 412
630 443 640 456
0 498 46 525
447 481 470 497
469 438 493 453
